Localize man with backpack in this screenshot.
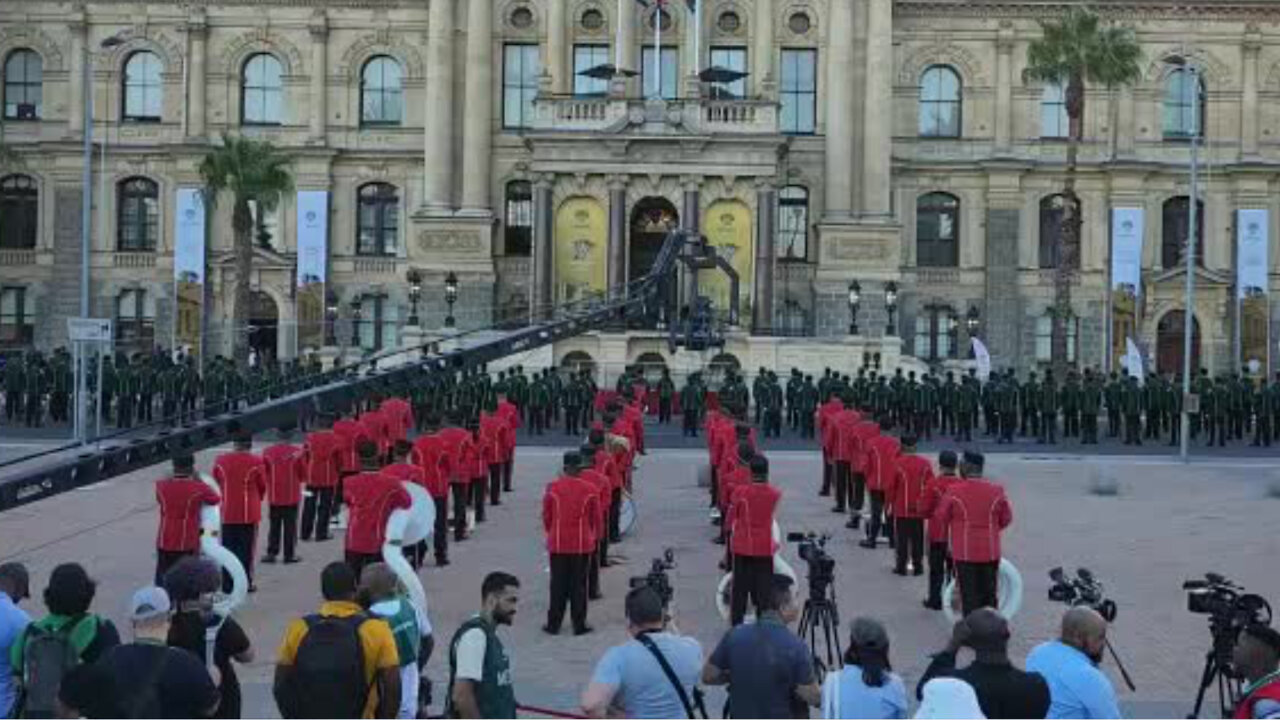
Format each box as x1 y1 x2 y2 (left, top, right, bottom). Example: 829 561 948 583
275 562 401 719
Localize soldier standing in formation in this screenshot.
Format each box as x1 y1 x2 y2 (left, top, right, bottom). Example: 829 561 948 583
656 368 675 425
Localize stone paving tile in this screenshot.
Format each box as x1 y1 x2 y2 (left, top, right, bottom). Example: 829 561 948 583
2 443 1278 718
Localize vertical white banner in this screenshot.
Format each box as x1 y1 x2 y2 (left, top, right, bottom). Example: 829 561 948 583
296 191 329 352
1125 337 1145 385
173 188 207 360
1237 208 1270 374
972 338 991 382
1110 207 1145 369
1236 209 1269 299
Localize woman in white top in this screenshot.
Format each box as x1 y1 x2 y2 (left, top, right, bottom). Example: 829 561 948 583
821 617 908 719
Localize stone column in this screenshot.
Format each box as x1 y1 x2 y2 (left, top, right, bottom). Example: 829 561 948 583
753 0 775 98
533 176 554 318
423 0 455 212
994 26 1014 153
68 18 86 135
460 0 493 213
1242 34 1261 158
860 0 892 216
186 14 208 139
547 0 569 94
608 177 628 296
1115 86 1135 156
824 0 854 219
308 12 328 143
755 182 777 334
682 181 701 311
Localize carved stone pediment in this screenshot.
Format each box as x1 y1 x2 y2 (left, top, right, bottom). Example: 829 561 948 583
417 229 482 253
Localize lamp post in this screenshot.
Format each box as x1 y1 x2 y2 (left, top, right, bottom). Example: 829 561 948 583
444 271 459 329
350 296 363 347
80 34 125 320
884 281 899 336
407 268 423 327
847 280 861 335
1167 56 1199 463
324 290 338 346
966 306 981 359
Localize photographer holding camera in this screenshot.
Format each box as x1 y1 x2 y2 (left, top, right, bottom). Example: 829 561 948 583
580 586 704 719
1025 607 1121 719
1233 624 1280 719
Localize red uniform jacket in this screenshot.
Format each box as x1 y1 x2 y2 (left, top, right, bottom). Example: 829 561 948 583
719 463 751 512
304 430 345 489
343 472 412 555
728 482 781 558
864 435 901 493
411 435 450 498
332 419 370 473
461 433 488 481
833 412 859 464
380 398 414 442
543 474 601 554
579 468 612 534
920 473 961 543
479 414 504 467
817 399 844 456
382 462 426 490
262 443 306 507
933 477 1013 563
849 421 881 475
156 477 220 552
594 451 623 492
495 400 520 461
359 410 391 454
436 426 474 484
1235 681 1280 720
886 454 934 518
212 451 267 525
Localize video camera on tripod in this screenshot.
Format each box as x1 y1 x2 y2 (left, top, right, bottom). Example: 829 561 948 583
629 548 676 608
786 531 835 595
785 532 842 675
1182 573 1273 718
1046 567 1135 692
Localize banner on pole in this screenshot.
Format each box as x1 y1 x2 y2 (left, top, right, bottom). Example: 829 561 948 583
1110 207 1145 368
1237 208 1270 376
1124 337 1145 384
296 190 329 352
173 188 206 361
972 338 991 382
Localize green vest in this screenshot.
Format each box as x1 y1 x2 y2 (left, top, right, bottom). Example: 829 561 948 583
374 597 420 666
447 616 515 719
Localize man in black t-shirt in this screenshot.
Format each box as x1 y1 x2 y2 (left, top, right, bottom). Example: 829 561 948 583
164 557 254 719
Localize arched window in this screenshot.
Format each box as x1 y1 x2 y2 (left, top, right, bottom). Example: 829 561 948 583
777 186 809 261
242 53 283 125
0 175 37 249
123 51 163 121
356 183 399 256
3 50 42 120
1039 194 1081 270
914 305 958 361
504 181 533 256
1163 69 1204 139
919 65 961 138
118 177 159 251
916 192 959 267
361 56 403 126
115 288 156 353
1162 196 1204 268
1041 81 1067 138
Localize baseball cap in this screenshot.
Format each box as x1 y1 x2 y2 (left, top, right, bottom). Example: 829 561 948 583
128 586 172 623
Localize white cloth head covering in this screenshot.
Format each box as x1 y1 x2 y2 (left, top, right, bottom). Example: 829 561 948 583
914 678 986 719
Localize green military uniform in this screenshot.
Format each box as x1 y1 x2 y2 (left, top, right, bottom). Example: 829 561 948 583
1079 372 1101 444
656 370 675 425
1038 372 1058 444
798 376 818 439
679 374 704 438
1121 376 1143 446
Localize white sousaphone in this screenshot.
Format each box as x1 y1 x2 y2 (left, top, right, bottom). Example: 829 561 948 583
383 480 436 619
197 473 250 667
940 558 1024 623
715 519 798 622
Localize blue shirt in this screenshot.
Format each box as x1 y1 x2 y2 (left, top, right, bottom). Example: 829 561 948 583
709 615 815 719
822 666 907 719
1026 640 1122 719
0 592 31 717
590 632 703 719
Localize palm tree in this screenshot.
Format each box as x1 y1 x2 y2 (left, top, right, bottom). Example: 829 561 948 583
1026 7 1141 378
199 133 294 364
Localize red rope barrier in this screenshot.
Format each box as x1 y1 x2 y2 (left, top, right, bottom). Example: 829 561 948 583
516 703 589 719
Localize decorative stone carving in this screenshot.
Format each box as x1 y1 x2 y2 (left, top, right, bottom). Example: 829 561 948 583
831 237 890 262
98 27 184 72
417 230 482 253
1145 46 1232 87
897 42 988 87
0 25 65 70
217 28 305 76
338 30 425 80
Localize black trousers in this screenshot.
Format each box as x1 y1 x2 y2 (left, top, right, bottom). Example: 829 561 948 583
926 541 952 606
588 541 607 598
471 479 487 522
1108 409 1121 437
609 489 622 542
300 487 336 541
221 523 257 589
345 551 379 580
833 461 852 512
731 554 774 626
683 410 699 437
821 458 833 495
658 398 672 424
851 472 867 514
502 461 513 492
451 484 468 540
894 517 925 573
1081 413 1098 444
547 553 590 632
1124 414 1142 445
156 549 195 586
266 505 299 560
866 490 890 543
956 560 1000 618
489 464 503 505
1039 413 1057 443
565 406 581 435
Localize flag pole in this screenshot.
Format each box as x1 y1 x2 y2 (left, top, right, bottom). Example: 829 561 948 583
693 0 701 78
615 0 624 70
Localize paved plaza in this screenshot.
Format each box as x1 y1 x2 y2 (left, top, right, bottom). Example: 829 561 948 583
1 440 1278 718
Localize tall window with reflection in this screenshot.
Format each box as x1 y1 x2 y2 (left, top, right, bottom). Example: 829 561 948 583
914 306 958 360
0 175 37 249
502 44 540 129
123 51 163 121
115 289 155 353
779 49 816 134
641 47 679 100
357 294 398 352
361 56 403 126
0 287 33 349
777 186 809 261
916 192 959 267
1162 196 1204 268
118 177 159 251
919 65 961 138
356 183 399 256
573 45 610 96
3 50 42 120
1038 194 1080 269
708 47 747 99
1163 69 1204 139
1035 313 1079 363
242 53 283 125
1041 81 1068 138
504 181 533 256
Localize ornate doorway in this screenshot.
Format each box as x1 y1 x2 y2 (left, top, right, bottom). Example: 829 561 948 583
248 291 279 365
1156 310 1200 378
629 198 679 282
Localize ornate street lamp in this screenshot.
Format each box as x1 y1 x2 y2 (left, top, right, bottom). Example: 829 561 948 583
847 280 861 335
884 281 899 336
966 305 981 336
407 268 423 327
324 290 339 346
444 271 459 328
350 296 363 347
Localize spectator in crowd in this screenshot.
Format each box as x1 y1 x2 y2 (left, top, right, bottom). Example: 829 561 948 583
55 661 121 718
97 586 221 718
447 571 521 719
163 557 254 719
580 586 703 719
703 574 821 718
1233 624 1280 719
275 562 401 719
360 563 432 720
0 562 31 719
1025 607 1121 719
915 678 986 720
916 608 1050 719
9 563 121 718
822 617 907 719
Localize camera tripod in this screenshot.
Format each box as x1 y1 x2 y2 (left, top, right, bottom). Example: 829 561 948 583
1188 647 1241 719
797 579 843 675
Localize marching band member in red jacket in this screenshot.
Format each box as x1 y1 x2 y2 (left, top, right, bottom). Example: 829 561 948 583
411 423 451 566
495 390 521 493
847 417 882 530
359 407 391 461
933 451 1013 616
860 423 900 549
465 419 491 523
817 397 844 496
542 451 600 636
155 453 220 584
213 430 267 590
578 444 612 601
332 416 370 476
727 455 780 626
437 414 474 542
831 409 859 514
301 413 344 542
716 442 754 545
885 435 934 576
919 450 961 611
343 441 411 579
380 396 414 445
261 425 307 565
479 412 505 508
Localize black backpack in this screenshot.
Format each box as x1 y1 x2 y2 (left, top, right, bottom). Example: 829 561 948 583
281 614 369 719
18 618 93 719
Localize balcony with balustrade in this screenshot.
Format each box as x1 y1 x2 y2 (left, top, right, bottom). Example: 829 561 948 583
529 94 779 137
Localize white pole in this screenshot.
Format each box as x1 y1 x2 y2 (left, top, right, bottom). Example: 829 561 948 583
694 0 701 77
653 3 661 98
1180 65 1199 463
615 0 624 69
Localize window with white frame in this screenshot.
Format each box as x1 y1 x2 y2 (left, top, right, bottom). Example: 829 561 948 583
1041 81 1068 138
777 186 809 260
241 53 284 125
1034 313 1079 363
573 45 610 96
779 49 816 134
641 47 679 100
708 47 747 100
502 44 540 129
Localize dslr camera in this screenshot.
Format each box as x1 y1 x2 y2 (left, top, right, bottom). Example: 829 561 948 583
1048 567 1117 622
629 548 676 607
787 532 836 593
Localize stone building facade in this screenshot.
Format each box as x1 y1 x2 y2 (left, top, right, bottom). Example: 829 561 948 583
3 0 1280 378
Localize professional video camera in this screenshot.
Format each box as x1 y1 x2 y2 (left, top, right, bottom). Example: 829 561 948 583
786 531 835 594
1048 567 1117 622
1182 573 1274 718
629 548 676 607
